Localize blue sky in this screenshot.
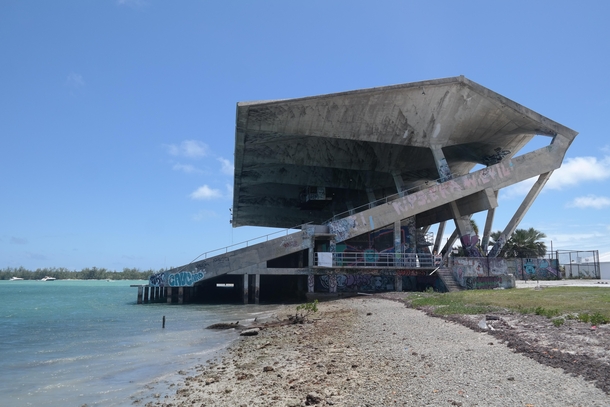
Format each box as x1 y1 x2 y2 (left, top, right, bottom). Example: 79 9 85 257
2 1 610 271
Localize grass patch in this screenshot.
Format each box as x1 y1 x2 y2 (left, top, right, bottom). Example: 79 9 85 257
407 287 610 324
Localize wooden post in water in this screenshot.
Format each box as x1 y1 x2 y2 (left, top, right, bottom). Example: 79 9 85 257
137 286 143 304
143 286 149 303
162 315 166 329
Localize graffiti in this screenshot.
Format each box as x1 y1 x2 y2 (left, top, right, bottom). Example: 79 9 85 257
395 269 428 276
465 276 501 290
460 234 482 257
516 258 560 280
328 217 356 242
307 274 315 292
438 161 452 182
328 274 337 293
318 274 394 292
482 148 511 166
149 272 166 287
280 236 298 249
487 234 506 258
169 270 205 287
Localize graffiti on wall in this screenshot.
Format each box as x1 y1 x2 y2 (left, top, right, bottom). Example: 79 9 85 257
517 258 560 280
460 233 483 257
317 274 395 292
465 276 501 290
149 270 206 287
328 217 357 242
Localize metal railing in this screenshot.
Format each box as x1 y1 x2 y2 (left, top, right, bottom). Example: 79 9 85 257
314 252 441 268
165 223 308 274
323 172 463 224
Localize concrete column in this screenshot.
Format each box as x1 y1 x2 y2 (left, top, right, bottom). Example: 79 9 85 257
143 286 149 304
430 146 452 181
394 220 402 266
137 286 143 304
308 274 315 293
395 275 403 292
178 287 184 304
254 274 260 304
328 274 337 293
166 287 172 304
243 274 249 304
489 172 553 258
308 246 314 269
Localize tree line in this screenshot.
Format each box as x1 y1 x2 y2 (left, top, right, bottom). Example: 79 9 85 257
0 266 162 281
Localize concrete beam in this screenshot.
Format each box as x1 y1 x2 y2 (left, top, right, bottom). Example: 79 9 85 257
488 171 553 258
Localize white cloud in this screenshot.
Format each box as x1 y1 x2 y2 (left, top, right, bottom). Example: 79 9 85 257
66 72 85 87
500 155 610 199
166 140 209 158
172 163 202 174
566 195 610 209
546 156 610 190
190 185 222 200
218 157 234 175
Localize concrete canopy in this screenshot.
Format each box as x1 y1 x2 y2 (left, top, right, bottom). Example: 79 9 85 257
232 76 577 229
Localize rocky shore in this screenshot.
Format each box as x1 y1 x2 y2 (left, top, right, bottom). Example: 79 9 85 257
142 295 610 407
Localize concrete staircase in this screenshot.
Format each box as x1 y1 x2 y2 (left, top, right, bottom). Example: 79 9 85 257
436 268 463 292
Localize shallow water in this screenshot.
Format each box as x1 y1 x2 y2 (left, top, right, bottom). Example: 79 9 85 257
0 280 280 406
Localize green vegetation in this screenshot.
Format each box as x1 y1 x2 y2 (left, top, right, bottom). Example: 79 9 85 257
293 299 319 323
489 227 547 258
408 287 610 325
0 266 158 281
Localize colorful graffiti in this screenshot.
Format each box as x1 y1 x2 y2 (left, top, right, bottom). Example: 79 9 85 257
328 217 357 242
317 274 395 292
465 276 501 290
149 270 206 287
517 258 560 280
460 233 482 257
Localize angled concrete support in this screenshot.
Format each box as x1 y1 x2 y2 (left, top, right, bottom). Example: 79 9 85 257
488 172 553 257
431 146 452 181
450 201 481 257
481 190 499 254
433 221 446 254
441 228 460 264
392 173 406 197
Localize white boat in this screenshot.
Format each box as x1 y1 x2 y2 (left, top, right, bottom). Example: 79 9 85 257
10 277 24 281
41 276 57 281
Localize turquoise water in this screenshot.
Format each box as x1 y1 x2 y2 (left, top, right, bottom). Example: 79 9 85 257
0 280 280 406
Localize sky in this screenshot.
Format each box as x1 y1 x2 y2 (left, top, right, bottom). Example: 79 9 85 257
2 0 610 271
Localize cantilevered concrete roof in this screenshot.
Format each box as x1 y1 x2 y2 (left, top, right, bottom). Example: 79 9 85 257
232 76 577 229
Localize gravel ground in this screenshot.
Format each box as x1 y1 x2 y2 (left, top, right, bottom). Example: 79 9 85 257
142 295 610 407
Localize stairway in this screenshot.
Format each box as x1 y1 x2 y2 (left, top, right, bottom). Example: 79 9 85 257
436 268 463 292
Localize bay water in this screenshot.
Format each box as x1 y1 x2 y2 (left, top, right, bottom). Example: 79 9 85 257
0 280 282 406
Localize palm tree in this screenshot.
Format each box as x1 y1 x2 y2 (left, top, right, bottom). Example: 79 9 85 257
489 228 547 258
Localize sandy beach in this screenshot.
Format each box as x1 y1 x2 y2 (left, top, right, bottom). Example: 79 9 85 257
139 293 610 407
